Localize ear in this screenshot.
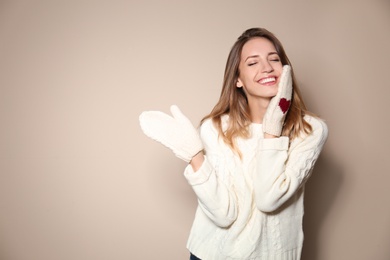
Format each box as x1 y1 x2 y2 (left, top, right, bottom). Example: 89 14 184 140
236 78 243 88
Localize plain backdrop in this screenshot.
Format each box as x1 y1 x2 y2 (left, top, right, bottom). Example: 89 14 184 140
1 0 389 259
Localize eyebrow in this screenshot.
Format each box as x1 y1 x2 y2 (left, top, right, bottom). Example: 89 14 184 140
244 52 279 61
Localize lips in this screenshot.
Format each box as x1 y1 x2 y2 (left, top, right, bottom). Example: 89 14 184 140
258 77 276 84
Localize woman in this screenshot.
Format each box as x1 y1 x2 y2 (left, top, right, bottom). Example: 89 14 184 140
139 28 328 260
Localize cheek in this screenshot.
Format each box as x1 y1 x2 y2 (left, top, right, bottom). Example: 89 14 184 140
275 66 283 78
240 67 257 81
275 63 283 72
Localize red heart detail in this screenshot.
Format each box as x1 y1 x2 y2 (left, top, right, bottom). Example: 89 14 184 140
279 98 291 114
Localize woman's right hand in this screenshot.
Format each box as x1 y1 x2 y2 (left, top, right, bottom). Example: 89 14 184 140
139 105 204 163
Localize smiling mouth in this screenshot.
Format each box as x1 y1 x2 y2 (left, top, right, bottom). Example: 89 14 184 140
259 77 276 84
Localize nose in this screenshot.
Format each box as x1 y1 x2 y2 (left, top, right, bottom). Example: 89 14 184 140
261 60 274 73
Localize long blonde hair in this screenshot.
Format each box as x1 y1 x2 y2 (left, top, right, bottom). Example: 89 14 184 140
202 28 314 156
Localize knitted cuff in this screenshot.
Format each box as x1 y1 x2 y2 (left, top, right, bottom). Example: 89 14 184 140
263 121 284 137
183 156 213 186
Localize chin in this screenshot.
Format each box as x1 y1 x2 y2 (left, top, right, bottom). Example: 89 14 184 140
264 91 278 98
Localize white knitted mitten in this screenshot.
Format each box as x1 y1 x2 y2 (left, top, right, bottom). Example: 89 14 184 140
139 105 203 163
262 65 293 136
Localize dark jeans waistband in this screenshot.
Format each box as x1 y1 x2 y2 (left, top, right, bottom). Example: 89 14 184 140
190 253 201 260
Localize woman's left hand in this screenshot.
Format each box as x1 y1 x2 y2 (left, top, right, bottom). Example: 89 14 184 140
262 65 293 137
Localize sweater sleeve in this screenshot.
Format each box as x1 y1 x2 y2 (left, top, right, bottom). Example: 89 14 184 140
253 116 328 212
183 119 238 228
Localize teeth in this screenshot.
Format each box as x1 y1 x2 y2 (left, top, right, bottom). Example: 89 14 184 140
260 77 276 84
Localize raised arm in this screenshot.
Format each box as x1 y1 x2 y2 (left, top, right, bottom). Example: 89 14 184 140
253 117 328 212
139 107 238 227
184 119 238 227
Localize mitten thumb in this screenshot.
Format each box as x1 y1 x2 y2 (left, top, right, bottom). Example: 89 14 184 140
170 105 190 124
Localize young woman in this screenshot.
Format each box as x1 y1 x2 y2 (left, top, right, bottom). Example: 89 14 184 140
139 28 328 260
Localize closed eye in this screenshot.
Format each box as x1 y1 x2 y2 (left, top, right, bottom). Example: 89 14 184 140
269 54 280 62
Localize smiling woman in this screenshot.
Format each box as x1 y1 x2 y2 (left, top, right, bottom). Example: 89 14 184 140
139 28 328 260
236 38 283 104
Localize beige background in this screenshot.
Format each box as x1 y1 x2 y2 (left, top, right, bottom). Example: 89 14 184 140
1 0 389 259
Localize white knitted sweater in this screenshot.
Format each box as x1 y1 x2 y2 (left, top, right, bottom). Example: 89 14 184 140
183 115 328 260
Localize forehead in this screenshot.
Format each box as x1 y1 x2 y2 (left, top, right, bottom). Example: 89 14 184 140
241 37 277 57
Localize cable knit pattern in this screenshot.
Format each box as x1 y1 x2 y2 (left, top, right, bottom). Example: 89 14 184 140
184 115 328 260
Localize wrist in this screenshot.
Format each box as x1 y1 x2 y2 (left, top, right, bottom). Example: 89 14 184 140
190 151 204 172
264 133 277 139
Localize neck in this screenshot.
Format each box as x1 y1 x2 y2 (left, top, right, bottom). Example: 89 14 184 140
248 97 271 124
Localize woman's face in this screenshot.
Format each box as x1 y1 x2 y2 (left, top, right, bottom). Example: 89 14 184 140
236 37 283 102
